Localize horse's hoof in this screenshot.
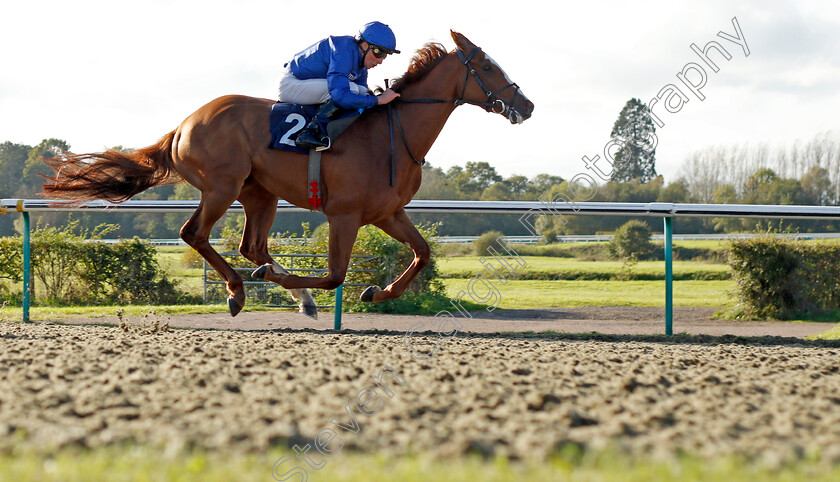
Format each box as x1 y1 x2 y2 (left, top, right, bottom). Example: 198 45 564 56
360 285 381 303
227 297 244 317
251 264 271 280
300 303 319 319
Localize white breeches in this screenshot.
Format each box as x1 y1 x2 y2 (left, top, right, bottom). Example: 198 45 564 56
277 67 368 105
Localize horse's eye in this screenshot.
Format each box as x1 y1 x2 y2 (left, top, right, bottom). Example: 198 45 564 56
483 65 492 72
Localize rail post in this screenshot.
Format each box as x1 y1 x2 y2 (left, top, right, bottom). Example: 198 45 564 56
22 211 31 323
334 284 344 330
664 216 673 335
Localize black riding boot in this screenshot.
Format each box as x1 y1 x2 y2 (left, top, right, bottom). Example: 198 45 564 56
295 100 340 151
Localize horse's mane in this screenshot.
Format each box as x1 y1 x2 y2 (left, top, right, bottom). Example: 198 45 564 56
389 42 449 92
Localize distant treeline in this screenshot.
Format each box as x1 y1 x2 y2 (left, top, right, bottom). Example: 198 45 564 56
3 131 840 238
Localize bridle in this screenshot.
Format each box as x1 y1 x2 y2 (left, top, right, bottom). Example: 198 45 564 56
386 46 523 184
453 46 522 117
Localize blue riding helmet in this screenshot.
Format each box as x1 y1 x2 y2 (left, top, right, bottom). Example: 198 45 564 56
359 21 400 54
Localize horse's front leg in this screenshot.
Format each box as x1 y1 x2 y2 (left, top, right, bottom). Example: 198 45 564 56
361 208 431 303
253 213 360 290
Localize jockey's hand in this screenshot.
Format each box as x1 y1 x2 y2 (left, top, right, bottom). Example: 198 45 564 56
377 89 401 105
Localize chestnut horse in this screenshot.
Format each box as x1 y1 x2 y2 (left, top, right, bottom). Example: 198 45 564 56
42 31 534 318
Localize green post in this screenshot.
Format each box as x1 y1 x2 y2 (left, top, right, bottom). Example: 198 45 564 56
22 211 30 323
334 284 343 330
664 216 673 335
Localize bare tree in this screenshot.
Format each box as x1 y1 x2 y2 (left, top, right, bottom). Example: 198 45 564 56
678 131 840 205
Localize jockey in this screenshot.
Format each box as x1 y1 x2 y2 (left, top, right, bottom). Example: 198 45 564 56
278 21 402 151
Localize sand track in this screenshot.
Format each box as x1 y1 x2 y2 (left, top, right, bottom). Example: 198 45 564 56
2 318 840 465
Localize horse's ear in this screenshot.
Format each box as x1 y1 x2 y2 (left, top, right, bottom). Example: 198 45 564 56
450 30 476 50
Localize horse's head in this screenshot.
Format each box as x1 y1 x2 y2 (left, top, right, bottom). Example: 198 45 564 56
450 31 534 124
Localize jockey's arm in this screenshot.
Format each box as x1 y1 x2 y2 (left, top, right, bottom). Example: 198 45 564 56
326 47 377 110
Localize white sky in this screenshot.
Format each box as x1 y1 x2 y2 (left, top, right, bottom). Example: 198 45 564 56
1 0 839 183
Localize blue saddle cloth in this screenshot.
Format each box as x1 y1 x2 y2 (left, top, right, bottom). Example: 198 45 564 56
268 103 318 154
268 103 361 154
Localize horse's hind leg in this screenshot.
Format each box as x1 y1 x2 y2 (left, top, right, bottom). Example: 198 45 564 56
237 182 318 319
181 190 246 316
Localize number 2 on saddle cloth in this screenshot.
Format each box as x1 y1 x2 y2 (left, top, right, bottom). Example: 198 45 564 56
268 103 361 154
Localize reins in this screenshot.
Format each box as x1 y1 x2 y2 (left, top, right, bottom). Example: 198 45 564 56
385 78 429 186
385 46 522 186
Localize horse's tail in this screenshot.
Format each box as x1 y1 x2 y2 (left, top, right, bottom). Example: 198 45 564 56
41 130 178 203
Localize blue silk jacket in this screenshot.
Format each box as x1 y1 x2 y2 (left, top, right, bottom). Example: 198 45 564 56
286 35 377 110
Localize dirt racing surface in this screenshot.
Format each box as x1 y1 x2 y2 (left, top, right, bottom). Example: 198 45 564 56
63 306 834 338
3 311 840 465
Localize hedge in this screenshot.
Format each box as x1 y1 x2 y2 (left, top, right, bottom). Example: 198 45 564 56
728 236 840 319
0 222 190 305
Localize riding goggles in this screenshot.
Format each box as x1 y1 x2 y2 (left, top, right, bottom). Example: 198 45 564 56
370 46 390 59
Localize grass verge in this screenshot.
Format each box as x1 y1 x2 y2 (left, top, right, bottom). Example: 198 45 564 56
443 279 733 309
1 446 839 482
806 324 840 341
438 256 731 281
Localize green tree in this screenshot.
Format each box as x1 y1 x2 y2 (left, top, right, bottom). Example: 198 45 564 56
22 138 71 196
800 166 834 205
480 182 511 201
713 184 738 204
767 178 804 205
610 98 658 182
465 161 502 189
172 182 201 200
447 161 502 198
742 168 779 204
0 141 31 196
0 142 33 235
742 168 804 206
528 173 564 197
503 175 529 198
657 179 692 203
416 163 459 199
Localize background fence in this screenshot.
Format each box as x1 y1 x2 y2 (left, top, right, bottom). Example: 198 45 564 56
5 198 840 332
94 232 840 245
